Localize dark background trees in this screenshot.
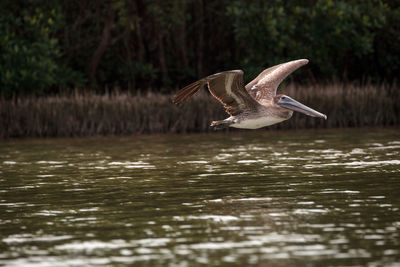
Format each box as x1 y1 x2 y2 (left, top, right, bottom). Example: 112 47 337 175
0 0 399 96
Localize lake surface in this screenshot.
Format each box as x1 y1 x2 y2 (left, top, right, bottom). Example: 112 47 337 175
1 128 399 266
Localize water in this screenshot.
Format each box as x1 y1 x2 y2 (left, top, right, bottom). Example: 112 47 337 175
1 128 399 266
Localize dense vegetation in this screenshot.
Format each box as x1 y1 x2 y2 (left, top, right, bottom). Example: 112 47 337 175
1 0 399 96
1 82 398 137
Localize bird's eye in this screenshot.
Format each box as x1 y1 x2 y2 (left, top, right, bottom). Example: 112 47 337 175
281 96 286 100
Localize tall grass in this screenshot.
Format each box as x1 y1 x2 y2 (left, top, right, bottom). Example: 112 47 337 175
1 83 398 138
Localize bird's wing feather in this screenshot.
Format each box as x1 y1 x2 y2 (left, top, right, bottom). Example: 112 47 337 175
245 59 309 104
173 70 260 116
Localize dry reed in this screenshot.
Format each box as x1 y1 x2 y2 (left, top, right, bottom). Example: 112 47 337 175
1 83 398 138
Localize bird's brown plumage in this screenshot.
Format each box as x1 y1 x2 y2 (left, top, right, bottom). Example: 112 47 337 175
172 59 309 115
245 59 309 105
172 70 260 116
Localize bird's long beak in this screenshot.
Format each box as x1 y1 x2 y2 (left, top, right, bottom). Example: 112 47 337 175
278 96 327 119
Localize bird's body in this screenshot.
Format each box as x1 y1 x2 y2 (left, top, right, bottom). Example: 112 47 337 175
231 115 285 129
227 109 290 129
172 59 327 129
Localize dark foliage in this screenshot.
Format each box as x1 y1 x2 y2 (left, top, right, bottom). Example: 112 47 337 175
0 0 399 96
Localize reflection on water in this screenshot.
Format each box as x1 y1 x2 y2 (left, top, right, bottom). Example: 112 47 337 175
0 129 399 266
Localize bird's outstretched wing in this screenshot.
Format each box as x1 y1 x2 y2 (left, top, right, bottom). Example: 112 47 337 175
245 59 309 104
173 70 260 116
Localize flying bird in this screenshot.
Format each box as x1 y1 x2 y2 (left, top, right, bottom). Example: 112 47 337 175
172 59 327 129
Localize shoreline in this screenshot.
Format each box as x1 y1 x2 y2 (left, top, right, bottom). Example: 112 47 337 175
1 127 399 143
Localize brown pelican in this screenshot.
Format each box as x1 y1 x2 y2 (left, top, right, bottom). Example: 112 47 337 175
172 59 327 129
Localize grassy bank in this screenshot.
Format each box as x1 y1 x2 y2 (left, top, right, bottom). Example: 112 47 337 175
1 83 399 138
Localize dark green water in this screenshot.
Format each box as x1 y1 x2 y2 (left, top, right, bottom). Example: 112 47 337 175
1 129 399 266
